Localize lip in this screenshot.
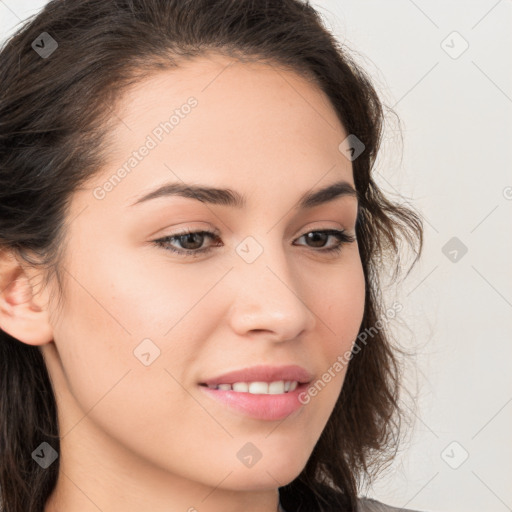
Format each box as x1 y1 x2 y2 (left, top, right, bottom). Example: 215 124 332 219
199 364 314 386
198 381 310 421
198 364 314 421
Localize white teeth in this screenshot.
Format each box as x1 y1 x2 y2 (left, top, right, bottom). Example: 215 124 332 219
248 381 268 394
206 380 299 394
268 381 285 394
232 382 249 392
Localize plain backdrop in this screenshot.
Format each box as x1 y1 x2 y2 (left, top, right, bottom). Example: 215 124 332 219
1 1 511 511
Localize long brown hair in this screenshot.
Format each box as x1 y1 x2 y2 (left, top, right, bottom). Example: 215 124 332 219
0 1 423 511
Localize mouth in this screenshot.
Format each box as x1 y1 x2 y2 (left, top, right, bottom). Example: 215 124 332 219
197 380 311 421
198 380 301 394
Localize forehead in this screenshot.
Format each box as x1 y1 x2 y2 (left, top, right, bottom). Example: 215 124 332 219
110 54 346 151
84 54 354 211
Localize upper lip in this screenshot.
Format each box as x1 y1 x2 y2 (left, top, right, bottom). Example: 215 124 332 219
199 364 314 386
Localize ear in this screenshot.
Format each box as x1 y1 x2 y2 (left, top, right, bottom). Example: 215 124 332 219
0 247 54 346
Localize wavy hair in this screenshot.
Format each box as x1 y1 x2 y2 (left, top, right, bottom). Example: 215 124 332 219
0 1 423 511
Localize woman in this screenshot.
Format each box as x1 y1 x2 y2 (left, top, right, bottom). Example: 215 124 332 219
0 1 424 511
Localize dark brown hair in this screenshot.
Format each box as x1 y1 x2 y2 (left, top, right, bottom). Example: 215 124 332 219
0 1 423 511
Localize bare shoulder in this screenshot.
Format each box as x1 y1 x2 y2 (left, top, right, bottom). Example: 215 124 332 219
357 497 424 512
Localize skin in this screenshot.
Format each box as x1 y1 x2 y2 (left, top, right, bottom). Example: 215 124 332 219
0 53 365 512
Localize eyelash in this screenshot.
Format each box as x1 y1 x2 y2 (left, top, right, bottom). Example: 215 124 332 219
153 228 356 258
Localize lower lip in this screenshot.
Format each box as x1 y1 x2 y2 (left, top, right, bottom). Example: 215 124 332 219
198 383 309 421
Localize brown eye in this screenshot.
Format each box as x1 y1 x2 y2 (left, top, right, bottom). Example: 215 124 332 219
294 229 356 253
154 230 221 257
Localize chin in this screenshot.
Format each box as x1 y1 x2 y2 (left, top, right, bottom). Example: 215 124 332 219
223 466 303 491
223 451 308 491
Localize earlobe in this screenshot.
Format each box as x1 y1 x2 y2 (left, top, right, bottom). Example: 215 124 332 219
0 248 54 346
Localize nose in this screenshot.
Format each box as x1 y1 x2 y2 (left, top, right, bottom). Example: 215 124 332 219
227 244 316 343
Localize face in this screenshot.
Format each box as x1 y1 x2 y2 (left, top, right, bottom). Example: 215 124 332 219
40 54 365 503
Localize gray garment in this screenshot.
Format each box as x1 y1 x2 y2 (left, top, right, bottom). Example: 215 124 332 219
357 497 422 512
278 496 422 511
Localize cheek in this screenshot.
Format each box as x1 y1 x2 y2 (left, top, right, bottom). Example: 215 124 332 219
320 254 366 349
50 244 224 420
294 253 365 419
319 258 365 393
50 261 214 469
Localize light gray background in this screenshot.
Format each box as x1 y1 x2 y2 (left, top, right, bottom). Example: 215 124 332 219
1 1 511 511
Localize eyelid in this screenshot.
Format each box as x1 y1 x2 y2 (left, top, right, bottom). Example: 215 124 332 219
153 222 220 239
164 224 221 237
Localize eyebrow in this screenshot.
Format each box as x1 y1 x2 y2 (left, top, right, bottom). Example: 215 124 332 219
129 179 358 209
